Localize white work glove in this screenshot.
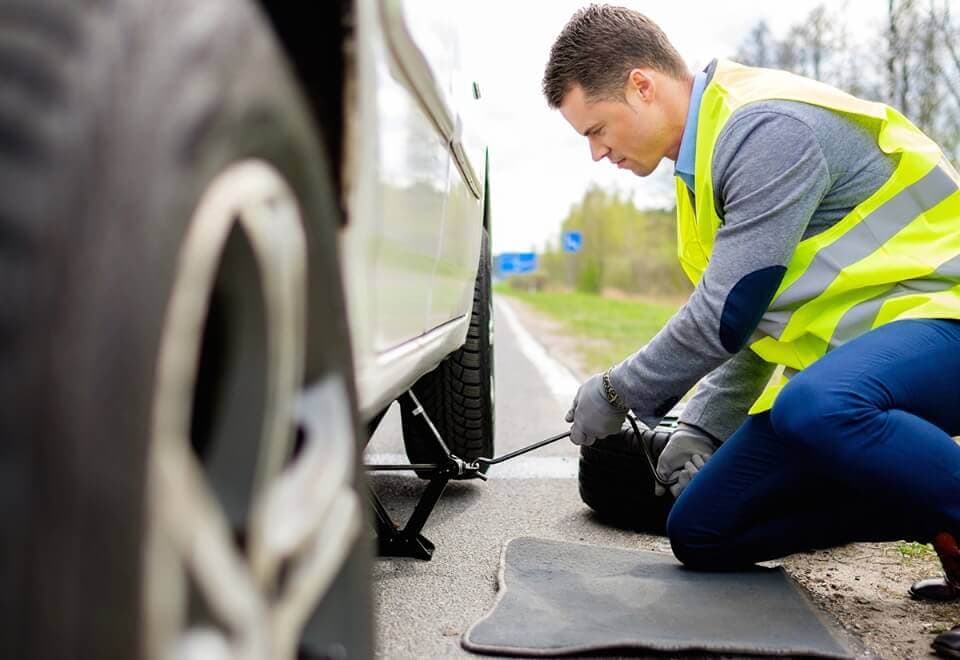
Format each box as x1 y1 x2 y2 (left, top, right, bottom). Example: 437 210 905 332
654 423 719 498
565 372 628 446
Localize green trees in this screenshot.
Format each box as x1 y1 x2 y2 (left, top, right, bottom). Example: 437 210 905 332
539 186 692 297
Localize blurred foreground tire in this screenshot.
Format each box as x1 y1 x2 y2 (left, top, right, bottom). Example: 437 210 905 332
0 0 370 658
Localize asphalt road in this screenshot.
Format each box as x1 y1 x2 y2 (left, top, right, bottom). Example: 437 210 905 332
364 295 676 658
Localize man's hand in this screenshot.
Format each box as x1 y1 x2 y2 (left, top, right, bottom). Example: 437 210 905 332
654 423 719 498
565 372 627 446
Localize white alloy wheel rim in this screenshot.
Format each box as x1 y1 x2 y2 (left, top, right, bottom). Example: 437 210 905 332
145 160 361 660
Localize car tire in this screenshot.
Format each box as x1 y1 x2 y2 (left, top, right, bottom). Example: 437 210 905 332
0 1 369 658
578 421 678 534
401 229 495 476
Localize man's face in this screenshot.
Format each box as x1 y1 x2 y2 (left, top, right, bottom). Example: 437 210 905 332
559 71 674 177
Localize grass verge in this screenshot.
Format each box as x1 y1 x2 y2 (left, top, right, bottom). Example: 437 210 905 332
896 541 935 560
494 284 678 373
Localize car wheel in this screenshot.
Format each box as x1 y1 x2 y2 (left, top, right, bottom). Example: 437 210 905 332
578 423 677 534
401 229 495 476
0 1 369 658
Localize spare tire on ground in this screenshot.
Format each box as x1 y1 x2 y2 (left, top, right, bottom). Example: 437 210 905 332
578 415 681 534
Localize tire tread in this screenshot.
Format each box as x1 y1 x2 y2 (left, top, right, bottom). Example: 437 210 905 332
401 230 494 471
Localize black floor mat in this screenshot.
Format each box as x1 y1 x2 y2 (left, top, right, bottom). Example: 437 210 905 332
462 537 852 658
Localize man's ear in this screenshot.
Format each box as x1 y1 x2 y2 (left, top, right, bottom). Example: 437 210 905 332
626 68 655 103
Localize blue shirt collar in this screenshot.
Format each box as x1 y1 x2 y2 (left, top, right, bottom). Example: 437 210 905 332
675 70 708 192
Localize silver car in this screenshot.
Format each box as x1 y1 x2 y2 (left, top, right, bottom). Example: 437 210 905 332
0 0 492 657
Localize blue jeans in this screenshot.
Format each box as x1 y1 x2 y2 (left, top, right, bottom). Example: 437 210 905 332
667 318 960 570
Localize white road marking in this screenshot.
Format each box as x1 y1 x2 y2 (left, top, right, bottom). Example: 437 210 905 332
364 453 578 479
494 296 580 404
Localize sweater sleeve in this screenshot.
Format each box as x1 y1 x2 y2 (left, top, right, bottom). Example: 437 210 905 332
608 108 832 429
677 348 776 441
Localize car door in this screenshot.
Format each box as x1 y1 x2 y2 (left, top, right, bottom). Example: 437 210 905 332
381 0 485 333
430 45 486 330
370 0 453 352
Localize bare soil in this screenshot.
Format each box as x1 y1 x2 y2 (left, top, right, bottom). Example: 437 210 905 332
501 294 960 659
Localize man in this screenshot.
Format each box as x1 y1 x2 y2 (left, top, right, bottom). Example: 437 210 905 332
546 4 960 656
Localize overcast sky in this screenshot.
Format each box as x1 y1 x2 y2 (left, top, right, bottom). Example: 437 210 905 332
454 1 891 255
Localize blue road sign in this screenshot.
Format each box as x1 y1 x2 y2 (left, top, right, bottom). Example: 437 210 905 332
562 231 583 253
496 252 538 277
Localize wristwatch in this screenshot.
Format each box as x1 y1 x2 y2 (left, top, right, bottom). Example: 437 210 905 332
601 370 628 411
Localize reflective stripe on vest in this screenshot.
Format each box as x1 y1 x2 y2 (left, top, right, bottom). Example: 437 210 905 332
758 163 959 340
676 59 960 414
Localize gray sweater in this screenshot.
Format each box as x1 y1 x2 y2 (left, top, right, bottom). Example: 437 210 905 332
608 93 896 441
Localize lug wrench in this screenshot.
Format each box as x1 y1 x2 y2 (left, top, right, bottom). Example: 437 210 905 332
468 413 679 489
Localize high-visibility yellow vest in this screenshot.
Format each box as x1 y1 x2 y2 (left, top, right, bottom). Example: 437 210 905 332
677 59 960 414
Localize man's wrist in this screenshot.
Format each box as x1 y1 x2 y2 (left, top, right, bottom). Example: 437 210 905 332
602 369 628 411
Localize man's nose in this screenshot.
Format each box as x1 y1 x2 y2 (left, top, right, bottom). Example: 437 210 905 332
589 136 609 162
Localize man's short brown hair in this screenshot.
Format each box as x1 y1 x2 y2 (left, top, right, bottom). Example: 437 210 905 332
542 4 689 108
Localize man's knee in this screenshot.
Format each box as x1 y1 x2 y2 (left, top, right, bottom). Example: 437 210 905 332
769 377 850 446
666 499 727 570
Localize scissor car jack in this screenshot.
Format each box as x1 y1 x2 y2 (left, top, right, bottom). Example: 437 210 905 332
365 390 677 560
